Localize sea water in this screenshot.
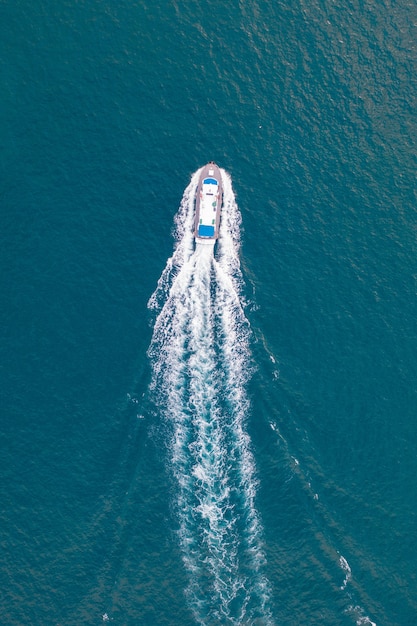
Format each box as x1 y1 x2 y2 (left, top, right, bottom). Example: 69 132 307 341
1 0 416 624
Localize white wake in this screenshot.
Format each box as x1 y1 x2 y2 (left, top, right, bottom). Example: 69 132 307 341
147 169 273 625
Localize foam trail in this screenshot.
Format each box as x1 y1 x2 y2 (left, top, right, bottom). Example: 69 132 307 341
147 169 273 625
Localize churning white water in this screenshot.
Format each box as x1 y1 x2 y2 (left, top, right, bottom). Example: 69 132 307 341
147 169 273 625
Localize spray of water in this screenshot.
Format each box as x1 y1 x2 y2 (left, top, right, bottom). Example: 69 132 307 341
147 169 273 625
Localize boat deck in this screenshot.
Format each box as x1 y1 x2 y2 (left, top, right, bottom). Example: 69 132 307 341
195 163 223 242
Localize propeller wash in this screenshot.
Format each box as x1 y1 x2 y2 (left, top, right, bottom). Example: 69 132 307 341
147 168 273 625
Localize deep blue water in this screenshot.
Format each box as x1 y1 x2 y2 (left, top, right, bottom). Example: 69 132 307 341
1 0 417 624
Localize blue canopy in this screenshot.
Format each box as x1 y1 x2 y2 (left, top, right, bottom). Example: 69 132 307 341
203 178 218 185
198 224 215 237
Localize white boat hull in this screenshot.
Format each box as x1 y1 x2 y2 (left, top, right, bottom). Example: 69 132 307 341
194 162 223 243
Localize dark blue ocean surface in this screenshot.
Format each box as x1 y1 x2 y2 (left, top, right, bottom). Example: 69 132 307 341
1 0 416 624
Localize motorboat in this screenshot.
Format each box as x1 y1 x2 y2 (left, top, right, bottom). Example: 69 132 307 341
194 162 223 244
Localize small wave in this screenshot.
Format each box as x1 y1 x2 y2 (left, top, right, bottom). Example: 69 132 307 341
340 558 377 625
347 605 377 626
339 554 352 590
